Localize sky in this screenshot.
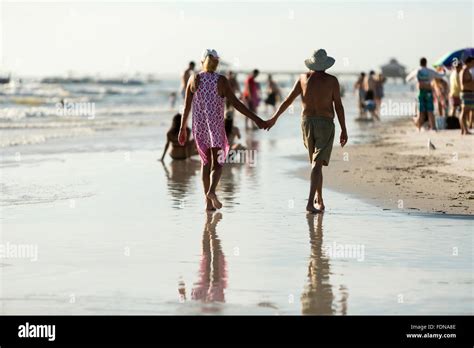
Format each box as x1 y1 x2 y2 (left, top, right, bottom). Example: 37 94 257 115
1 0 473 77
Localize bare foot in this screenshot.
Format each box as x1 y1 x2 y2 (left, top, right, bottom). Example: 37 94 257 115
315 202 325 211
207 192 223 209
314 198 325 211
306 204 321 214
205 198 216 211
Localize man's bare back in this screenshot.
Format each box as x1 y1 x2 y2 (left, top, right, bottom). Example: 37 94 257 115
300 72 338 118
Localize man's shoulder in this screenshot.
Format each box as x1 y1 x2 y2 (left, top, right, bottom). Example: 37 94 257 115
324 73 339 84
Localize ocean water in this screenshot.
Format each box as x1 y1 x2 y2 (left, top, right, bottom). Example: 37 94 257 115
0 77 472 315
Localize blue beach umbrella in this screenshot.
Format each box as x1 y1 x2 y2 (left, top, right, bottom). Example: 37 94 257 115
433 48 474 69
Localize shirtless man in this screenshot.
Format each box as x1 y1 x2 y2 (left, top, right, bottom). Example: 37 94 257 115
460 57 474 135
266 49 348 213
406 57 445 131
180 61 195 98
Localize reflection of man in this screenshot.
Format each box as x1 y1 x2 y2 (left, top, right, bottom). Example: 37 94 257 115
181 61 195 98
301 213 334 315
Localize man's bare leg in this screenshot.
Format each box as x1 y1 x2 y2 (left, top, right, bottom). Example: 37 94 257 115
460 107 472 135
427 111 436 131
413 111 423 131
201 150 215 211
307 160 323 214
207 147 223 209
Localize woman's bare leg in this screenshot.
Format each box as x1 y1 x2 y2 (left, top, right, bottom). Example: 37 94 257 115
202 149 214 211
206 147 223 209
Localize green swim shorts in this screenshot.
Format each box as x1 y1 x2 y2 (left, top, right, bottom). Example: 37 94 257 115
301 116 335 166
460 91 474 110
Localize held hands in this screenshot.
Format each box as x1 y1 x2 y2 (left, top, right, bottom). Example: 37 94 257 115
254 116 278 131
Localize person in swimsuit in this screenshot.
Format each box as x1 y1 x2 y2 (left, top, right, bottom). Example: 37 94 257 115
242 69 261 129
160 113 197 161
353 72 366 118
180 61 195 98
449 63 462 118
225 116 245 151
406 57 445 131
178 49 266 211
266 49 348 214
264 74 282 112
460 56 474 135
374 73 386 115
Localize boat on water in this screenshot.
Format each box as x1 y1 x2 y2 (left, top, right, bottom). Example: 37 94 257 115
0 74 11 84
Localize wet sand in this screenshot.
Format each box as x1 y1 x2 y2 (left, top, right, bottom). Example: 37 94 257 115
297 117 474 215
1 112 472 315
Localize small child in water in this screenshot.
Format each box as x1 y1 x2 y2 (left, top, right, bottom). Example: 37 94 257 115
225 117 246 151
364 90 379 120
160 113 197 161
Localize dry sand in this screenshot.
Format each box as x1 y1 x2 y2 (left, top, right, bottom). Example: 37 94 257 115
299 117 474 215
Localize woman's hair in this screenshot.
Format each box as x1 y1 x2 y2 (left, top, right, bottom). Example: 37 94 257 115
170 113 182 135
225 117 233 136
202 56 219 72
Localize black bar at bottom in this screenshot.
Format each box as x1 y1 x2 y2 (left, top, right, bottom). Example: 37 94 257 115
0 315 472 346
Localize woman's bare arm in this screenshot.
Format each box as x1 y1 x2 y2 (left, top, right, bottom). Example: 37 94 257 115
221 76 265 128
178 76 195 145
160 138 170 161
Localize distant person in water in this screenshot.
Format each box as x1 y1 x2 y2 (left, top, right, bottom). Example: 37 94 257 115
225 71 241 118
364 71 376 97
406 57 445 131
266 49 348 213
374 73 386 115
264 74 282 112
225 116 246 151
242 69 261 129
460 56 474 135
169 91 177 109
179 49 266 211
161 113 197 161
181 61 195 98
354 72 366 117
364 90 379 121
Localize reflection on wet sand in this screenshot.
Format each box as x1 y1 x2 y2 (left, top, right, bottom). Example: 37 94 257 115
161 159 200 207
301 213 348 315
191 212 227 305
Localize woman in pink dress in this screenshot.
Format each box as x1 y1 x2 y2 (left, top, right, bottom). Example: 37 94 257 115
179 49 266 211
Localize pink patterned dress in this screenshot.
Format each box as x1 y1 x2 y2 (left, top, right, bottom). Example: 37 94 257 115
192 72 229 166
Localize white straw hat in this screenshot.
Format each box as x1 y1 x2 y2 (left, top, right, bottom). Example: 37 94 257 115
304 49 335 71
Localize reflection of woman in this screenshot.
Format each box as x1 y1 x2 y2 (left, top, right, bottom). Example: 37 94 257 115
191 212 227 303
301 214 348 315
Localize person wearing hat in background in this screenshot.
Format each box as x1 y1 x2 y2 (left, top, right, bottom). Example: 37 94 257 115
266 49 348 214
179 49 267 211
